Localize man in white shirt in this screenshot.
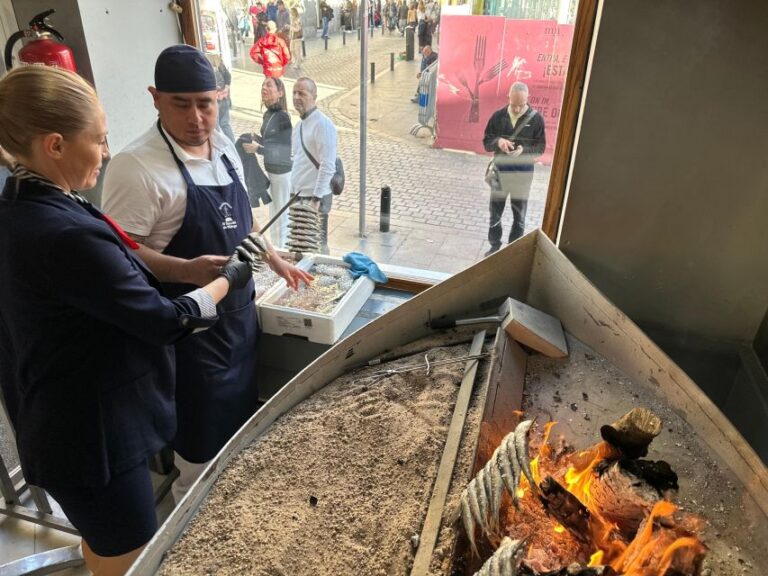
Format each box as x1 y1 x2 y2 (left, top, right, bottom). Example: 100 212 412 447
290 77 337 253
102 45 311 504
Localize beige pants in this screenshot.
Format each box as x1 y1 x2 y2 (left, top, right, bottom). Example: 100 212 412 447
290 38 302 66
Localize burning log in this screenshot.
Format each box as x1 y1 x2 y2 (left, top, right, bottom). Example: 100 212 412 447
538 476 591 543
600 408 662 458
588 460 660 536
611 501 707 576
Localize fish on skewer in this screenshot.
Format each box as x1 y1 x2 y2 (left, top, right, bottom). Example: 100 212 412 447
474 537 525 576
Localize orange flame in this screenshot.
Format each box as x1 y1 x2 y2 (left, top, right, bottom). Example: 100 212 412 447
512 423 705 575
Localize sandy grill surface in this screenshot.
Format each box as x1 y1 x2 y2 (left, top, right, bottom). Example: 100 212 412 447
159 339 489 576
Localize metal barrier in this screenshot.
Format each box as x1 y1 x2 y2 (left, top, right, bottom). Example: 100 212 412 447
409 60 438 137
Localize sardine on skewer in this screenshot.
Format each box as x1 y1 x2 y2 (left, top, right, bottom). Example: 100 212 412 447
467 477 484 528
496 431 521 508
475 470 489 532
514 419 537 493
460 490 479 557
473 537 525 576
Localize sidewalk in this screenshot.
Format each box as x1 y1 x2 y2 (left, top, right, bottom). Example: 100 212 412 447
228 34 550 274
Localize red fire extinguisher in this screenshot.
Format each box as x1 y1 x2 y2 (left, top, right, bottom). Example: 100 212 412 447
4 9 77 73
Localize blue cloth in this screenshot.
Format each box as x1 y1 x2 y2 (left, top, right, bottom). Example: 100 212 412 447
343 252 388 284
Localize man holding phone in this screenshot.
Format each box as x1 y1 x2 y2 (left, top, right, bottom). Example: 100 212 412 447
482 81 546 256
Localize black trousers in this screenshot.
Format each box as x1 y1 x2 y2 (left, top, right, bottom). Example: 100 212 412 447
487 169 533 248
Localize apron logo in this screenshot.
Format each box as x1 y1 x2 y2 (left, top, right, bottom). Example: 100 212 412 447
219 202 239 230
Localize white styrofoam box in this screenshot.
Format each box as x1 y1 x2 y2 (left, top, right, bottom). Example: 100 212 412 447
258 254 376 344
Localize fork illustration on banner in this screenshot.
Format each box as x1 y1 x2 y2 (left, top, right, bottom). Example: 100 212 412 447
455 35 509 123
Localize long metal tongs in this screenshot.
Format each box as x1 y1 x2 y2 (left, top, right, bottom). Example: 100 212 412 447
361 352 490 380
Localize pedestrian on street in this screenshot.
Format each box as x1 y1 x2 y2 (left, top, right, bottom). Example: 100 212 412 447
102 45 313 505
266 0 279 22
250 20 292 78
289 7 304 67
482 81 546 256
243 77 293 249
0 64 252 576
417 15 432 50
208 53 236 144
411 45 437 103
320 0 333 39
291 77 338 254
387 0 398 33
407 1 418 27
276 0 292 45
397 0 408 34
250 1 268 42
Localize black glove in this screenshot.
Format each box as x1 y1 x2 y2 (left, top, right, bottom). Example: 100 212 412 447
218 258 251 290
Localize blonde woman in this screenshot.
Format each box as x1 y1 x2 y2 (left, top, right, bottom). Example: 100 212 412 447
0 66 251 576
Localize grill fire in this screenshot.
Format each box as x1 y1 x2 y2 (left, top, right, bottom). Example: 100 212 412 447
465 408 708 576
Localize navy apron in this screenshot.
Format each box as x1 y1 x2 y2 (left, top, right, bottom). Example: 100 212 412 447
157 122 259 463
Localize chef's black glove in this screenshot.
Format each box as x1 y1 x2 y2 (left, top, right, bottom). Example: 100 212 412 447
218 259 251 290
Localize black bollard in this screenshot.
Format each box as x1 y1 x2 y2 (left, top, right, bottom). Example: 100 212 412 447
343 29 346 45
371 62 375 83
324 37 328 50
390 52 395 71
370 24 374 38
380 186 391 232
357 28 360 41
302 39 306 57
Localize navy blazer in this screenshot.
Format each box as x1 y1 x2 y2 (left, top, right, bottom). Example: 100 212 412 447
0 178 205 488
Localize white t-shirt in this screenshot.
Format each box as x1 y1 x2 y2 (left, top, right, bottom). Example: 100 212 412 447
290 108 337 199
102 124 247 252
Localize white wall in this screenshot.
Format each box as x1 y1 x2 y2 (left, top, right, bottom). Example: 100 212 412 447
0 0 16 74
78 0 182 154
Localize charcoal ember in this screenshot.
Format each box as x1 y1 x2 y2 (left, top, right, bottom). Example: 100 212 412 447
619 459 679 493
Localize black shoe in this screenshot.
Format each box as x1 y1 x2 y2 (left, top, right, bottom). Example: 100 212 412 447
484 246 500 257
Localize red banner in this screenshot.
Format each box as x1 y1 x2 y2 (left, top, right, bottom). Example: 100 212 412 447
434 16 574 164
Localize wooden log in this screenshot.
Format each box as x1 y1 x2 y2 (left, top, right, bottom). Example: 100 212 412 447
589 461 659 536
599 407 662 458
538 476 591 543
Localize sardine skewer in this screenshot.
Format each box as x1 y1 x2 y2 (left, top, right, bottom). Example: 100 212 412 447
467 481 483 534
502 432 522 508
514 419 537 493
460 491 479 557
474 468 490 534
472 537 524 576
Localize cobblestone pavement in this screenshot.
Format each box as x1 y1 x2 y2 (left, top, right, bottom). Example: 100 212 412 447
230 33 550 273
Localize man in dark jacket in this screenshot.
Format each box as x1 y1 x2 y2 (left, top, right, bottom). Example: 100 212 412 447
482 81 546 256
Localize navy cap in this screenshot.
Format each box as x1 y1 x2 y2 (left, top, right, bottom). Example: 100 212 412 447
154 45 217 93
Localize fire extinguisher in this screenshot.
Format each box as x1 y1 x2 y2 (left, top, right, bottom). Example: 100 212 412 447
4 9 77 73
